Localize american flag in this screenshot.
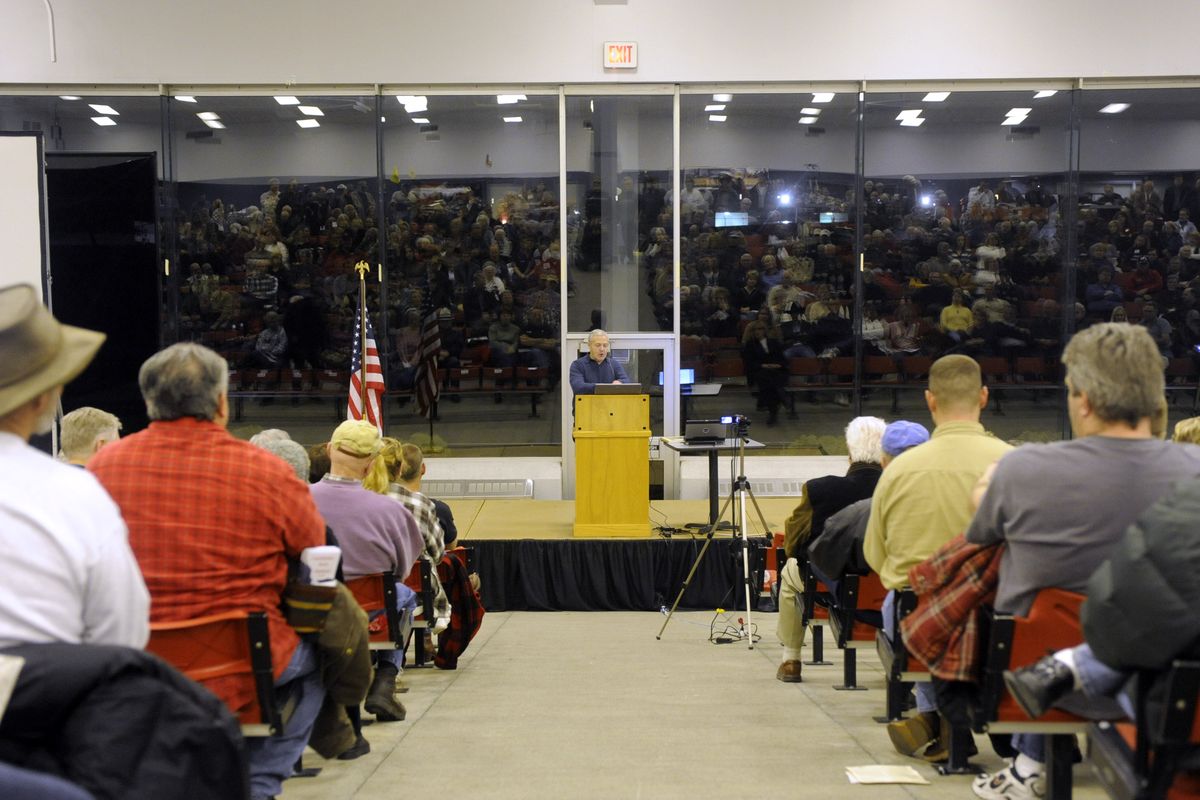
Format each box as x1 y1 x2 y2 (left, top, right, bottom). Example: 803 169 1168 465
348 309 385 429
414 289 442 419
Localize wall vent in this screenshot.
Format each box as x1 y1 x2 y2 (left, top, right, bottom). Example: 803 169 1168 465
422 479 533 498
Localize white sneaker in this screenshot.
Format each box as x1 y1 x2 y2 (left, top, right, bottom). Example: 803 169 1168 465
972 763 1045 800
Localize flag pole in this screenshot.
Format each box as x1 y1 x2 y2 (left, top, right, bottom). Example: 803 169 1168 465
354 260 369 415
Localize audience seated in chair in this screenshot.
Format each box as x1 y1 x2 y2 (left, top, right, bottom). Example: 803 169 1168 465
961 323 1200 800
366 439 485 669
806 420 930 592
0 285 148 655
309 421 424 726
0 286 231 798
58 406 122 467
865 354 1013 762
1004 474 1200 753
89 343 333 800
775 416 886 683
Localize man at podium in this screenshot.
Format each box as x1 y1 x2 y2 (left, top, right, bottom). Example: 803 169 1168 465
569 329 629 394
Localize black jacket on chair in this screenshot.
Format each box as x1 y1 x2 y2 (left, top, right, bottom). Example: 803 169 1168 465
1082 478 1200 672
0 643 247 800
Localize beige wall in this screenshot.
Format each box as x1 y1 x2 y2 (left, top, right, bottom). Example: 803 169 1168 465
2 0 1198 86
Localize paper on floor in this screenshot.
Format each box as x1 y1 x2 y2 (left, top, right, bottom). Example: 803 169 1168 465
845 765 930 785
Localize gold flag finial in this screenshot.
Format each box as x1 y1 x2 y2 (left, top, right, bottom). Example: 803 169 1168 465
354 260 369 279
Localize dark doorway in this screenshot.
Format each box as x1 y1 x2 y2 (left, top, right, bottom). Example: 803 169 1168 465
46 153 159 433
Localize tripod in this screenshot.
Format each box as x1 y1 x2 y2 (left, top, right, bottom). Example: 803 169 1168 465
657 436 772 648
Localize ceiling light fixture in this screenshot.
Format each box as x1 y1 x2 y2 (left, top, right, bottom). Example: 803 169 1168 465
1005 107 1032 117
798 116 818 124
799 107 820 115
896 110 923 120
410 117 430 124
704 104 726 112
923 91 951 102
713 93 733 102
1034 90 1058 99
1099 103 1130 114
88 104 118 116
811 92 835 103
59 95 81 101
196 111 220 121
1002 116 1028 126
899 117 925 127
203 119 226 129
497 94 527 104
296 119 320 128
90 116 116 126
397 95 428 113
708 114 727 122
503 116 523 123
274 96 300 106
298 105 324 116
174 95 197 103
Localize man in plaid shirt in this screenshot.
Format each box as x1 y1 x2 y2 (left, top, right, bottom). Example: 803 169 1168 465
90 343 327 800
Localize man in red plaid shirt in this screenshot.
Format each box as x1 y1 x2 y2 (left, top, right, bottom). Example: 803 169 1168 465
90 343 327 800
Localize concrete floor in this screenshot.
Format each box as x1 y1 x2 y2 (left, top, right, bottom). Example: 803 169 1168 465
281 610 1109 800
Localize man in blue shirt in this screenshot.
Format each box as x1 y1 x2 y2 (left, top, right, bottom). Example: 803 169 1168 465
569 329 629 394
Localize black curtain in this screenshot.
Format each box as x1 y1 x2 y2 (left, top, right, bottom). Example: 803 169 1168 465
46 154 159 433
470 537 768 612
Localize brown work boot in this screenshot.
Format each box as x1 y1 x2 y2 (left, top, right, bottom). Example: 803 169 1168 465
363 663 406 722
921 714 979 763
886 711 939 756
776 660 803 683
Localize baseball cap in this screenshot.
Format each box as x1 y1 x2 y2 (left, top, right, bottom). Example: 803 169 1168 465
330 419 382 458
881 420 930 457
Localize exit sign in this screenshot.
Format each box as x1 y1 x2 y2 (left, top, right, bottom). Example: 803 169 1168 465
603 41 638 69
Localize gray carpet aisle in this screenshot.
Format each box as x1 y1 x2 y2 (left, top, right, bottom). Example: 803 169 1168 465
282 611 1108 800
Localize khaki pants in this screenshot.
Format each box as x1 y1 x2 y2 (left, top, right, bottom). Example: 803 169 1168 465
776 557 808 652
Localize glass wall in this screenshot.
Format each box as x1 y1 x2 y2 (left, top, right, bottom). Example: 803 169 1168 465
680 90 858 448
565 94 673 334
11 82 1200 453
862 89 1073 443
380 93 561 452
165 93 380 446
1077 88 1200 437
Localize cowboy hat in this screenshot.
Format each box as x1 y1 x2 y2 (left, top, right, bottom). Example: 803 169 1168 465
0 284 105 417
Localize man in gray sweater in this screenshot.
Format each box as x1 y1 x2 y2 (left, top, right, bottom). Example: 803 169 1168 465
965 323 1200 800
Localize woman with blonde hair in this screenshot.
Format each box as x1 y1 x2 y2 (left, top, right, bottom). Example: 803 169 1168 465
365 440 485 669
364 438 446 585
1172 415 1200 444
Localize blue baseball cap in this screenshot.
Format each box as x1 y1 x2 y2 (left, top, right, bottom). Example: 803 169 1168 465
882 420 930 457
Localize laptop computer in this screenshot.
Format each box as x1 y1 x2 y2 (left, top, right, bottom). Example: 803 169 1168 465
594 383 643 395
683 419 726 444
656 368 696 387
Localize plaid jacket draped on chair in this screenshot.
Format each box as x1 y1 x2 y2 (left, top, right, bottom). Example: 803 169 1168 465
900 535 1004 682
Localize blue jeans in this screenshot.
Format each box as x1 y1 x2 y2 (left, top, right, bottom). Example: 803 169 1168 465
1013 643 1130 762
1073 643 1128 701
245 639 325 800
0 762 93 800
377 582 419 669
883 590 937 713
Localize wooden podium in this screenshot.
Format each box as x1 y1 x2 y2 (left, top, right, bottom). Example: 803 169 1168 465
573 394 651 538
